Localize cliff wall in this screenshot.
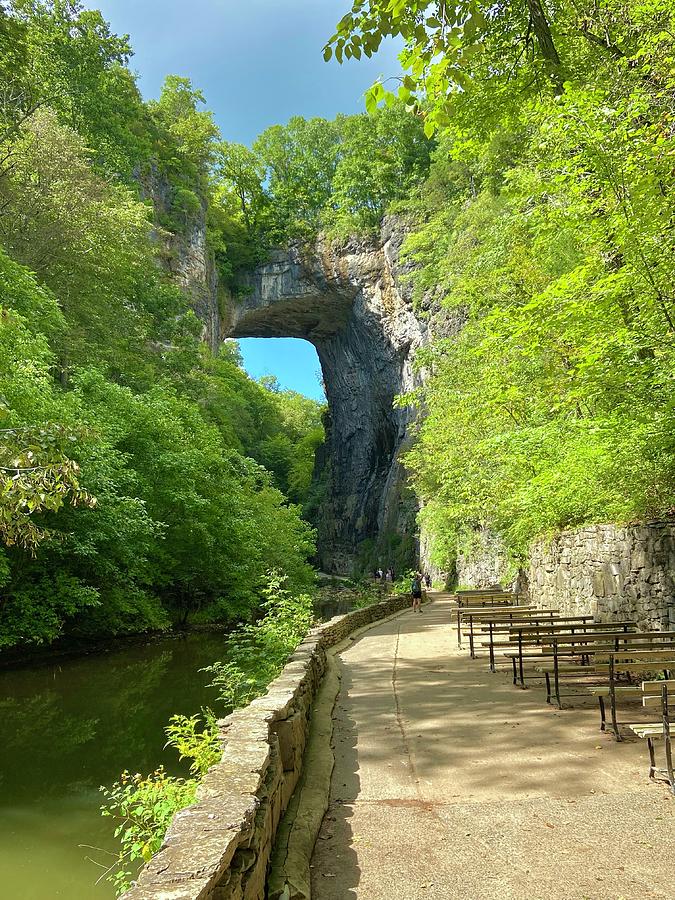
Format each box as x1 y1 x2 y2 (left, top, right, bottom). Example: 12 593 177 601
139 164 222 353
138 181 445 574
226 219 453 573
525 522 675 630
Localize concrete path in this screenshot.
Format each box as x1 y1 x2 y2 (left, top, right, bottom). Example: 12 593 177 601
311 593 675 900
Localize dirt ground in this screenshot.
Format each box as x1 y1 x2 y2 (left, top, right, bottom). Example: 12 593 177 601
310 593 675 900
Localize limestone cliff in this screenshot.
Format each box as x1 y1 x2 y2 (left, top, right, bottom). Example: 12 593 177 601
226 218 449 573
138 164 222 352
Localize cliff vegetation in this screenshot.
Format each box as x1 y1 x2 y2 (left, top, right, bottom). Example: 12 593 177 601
328 0 675 570
0 0 328 650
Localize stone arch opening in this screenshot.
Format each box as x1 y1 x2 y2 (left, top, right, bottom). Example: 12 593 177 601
237 336 325 400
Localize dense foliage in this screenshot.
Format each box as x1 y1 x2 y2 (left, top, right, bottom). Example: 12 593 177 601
217 103 432 244
0 0 326 650
326 0 675 567
204 570 315 710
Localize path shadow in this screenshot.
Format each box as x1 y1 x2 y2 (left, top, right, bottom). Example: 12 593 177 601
337 598 651 802
310 661 361 900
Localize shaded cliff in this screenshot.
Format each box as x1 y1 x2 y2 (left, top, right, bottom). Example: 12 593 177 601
225 219 439 573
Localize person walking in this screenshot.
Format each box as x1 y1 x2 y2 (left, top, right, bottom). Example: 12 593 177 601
411 571 423 612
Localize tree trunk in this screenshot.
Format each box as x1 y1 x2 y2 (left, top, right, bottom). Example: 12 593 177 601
525 0 564 94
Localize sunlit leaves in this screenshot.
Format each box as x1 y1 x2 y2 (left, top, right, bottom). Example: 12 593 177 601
399 66 675 563
0 424 96 552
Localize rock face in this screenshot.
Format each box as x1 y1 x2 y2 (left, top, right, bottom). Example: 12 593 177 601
227 219 435 573
455 527 513 589
140 166 435 572
139 165 222 352
454 521 675 630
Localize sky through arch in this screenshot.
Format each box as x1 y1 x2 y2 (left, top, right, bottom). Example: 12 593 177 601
238 338 325 401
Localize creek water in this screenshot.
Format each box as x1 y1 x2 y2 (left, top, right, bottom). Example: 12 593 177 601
0 594 358 900
0 631 229 899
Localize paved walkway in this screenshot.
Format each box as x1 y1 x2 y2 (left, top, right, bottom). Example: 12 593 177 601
311 593 675 900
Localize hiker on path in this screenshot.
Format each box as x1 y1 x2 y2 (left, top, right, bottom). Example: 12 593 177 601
424 572 432 589
411 571 423 612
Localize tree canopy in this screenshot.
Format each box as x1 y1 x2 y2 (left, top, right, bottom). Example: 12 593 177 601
0 0 329 651
322 0 675 571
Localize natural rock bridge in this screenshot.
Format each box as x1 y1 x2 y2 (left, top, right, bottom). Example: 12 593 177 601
224 221 431 573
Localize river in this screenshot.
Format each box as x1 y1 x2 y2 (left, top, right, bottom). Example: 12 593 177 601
0 590 360 899
0 631 229 899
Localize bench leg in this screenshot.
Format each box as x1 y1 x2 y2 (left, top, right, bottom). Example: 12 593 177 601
554 658 562 709
647 737 656 781
598 696 606 732
545 672 551 704
666 739 675 796
512 657 517 686
610 658 622 742
663 687 674 795
610 698 622 742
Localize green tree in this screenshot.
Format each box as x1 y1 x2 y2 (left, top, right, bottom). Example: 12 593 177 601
254 116 341 238
325 0 673 132
3 0 150 176
326 103 432 234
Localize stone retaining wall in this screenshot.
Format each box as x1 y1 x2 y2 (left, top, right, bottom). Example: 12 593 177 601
525 521 675 630
455 526 512 589
123 594 410 900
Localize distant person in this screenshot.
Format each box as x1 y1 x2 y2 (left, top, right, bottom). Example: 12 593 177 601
385 568 393 583
424 572 432 589
411 571 423 612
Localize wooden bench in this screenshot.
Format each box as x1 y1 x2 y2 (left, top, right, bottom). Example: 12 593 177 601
544 637 675 715
460 608 559 656
455 605 537 649
456 589 519 608
504 622 636 685
476 616 598 673
628 680 674 794
594 648 675 741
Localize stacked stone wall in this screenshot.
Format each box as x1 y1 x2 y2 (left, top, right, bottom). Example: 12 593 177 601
525 522 675 630
455 526 512 589
122 594 410 900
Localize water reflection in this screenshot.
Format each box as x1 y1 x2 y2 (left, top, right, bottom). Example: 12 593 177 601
0 595 368 899
0 632 227 899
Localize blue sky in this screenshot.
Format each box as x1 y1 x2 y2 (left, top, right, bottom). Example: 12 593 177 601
86 0 401 400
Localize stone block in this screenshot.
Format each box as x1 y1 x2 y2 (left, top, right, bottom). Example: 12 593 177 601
272 711 307 773
592 572 606 597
